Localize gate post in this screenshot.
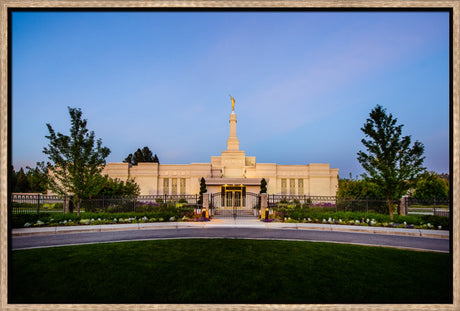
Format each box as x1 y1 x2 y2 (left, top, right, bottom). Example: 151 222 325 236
63 196 70 214
260 193 268 219
202 193 210 218
399 196 408 216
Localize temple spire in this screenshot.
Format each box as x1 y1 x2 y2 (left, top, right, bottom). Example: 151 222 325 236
227 96 239 151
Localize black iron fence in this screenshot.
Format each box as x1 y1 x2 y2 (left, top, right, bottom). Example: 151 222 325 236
269 195 408 215
11 194 200 214
406 197 450 217
11 193 450 217
81 194 200 213
11 194 65 214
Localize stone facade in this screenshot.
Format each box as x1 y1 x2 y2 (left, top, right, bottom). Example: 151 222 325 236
102 110 339 196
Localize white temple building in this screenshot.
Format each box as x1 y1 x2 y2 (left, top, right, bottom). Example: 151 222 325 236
102 102 339 200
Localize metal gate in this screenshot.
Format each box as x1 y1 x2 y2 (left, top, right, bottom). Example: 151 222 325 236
210 192 260 218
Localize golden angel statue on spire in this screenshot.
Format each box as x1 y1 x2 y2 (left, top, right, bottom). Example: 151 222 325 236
229 94 235 111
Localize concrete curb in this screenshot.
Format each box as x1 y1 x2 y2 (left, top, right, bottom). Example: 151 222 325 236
280 223 449 239
12 221 450 239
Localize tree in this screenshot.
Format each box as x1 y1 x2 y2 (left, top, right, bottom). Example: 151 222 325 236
357 105 425 220
413 171 449 200
199 177 207 194
26 162 48 193
43 107 111 215
133 148 144 165
15 168 29 193
123 154 133 165
198 177 207 205
124 146 158 165
260 178 267 194
97 175 140 196
10 165 17 193
337 177 381 199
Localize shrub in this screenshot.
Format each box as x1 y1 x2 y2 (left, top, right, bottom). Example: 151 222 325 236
419 215 450 230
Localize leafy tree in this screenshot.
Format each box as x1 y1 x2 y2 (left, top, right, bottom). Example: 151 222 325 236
124 146 158 165
357 105 425 220
43 107 111 215
413 171 449 200
260 178 267 194
337 177 381 199
96 175 140 196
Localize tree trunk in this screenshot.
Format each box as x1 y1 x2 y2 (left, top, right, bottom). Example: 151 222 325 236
387 198 393 220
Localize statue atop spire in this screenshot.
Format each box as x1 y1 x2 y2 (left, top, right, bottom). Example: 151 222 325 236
229 94 235 111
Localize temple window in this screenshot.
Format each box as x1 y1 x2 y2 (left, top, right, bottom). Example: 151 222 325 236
163 178 169 195
171 178 178 195
180 178 186 195
281 179 287 194
298 179 304 195
290 179 296 195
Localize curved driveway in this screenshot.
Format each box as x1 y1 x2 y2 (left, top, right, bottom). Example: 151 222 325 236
12 223 450 253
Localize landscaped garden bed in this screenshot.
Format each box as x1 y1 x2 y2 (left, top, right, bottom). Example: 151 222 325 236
11 205 209 228
262 207 449 230
12 202 449 231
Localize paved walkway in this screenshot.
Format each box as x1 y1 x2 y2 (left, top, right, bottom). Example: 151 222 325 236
12 216 449 239
12 217 450 253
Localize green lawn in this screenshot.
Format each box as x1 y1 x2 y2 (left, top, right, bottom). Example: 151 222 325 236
10 239 452 304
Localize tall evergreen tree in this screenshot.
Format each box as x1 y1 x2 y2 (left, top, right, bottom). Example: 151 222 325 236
357 105 425 219
43 107 111 215
123 154 133 164
10 165 17 194
124 146 158 165
15 168 29 193
141 146 154 162
132 148 144 165
260 178 267 194
198 177 207 205
26 161 48 193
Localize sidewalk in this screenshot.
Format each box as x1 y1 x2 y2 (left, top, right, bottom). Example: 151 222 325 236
12 217 449 239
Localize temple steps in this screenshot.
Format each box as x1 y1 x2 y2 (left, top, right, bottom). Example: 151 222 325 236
213 208 256 217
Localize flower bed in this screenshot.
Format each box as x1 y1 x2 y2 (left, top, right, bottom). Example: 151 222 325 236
262 209 449 230
12 208 209 228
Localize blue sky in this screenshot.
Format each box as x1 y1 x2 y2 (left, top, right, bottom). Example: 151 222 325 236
12 11 450 178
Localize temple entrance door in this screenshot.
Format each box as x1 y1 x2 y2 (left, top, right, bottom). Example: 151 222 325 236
222 185 246 209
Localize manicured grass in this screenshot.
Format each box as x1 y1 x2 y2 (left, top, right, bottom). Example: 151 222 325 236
10 239 451 304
